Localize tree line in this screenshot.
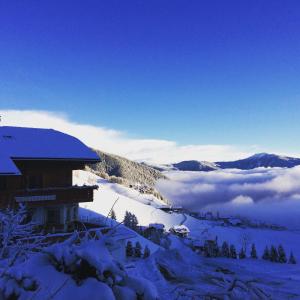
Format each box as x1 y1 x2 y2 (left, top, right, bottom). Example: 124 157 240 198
126 241 150 259
203 239 296 264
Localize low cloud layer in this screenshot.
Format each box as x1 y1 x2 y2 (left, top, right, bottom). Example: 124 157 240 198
157 168 300 228
0 109 255 164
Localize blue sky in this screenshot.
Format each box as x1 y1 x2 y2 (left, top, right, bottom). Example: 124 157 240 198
0 0 300 153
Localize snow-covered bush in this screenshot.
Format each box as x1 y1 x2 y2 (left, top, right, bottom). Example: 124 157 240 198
0 205 40 262
0 268 38 299
36 231 159 299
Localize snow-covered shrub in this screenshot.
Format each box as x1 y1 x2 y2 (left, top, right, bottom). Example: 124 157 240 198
39 231 158 299
42 232 125 286
0 268 38 299
0 205 39 261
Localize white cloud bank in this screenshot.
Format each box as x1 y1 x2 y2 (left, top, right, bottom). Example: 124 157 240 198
157 168 300 228
0 109 255 164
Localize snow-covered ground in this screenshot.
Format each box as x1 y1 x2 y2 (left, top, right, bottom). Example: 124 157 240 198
73 170 300 298
74 170 300 264
1 170 299 299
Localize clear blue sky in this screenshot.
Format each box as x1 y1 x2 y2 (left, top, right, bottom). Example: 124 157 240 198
0 0 300 151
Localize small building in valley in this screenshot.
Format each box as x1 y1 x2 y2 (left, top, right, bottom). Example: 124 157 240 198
169 224 190 238
0 126 100 232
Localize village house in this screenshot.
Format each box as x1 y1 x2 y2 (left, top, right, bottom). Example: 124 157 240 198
0 126 100 232
169 224 190 238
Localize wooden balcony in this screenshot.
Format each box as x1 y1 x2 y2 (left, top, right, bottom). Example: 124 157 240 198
0 185 98 208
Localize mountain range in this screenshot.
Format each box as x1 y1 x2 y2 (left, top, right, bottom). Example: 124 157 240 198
151 153 300 172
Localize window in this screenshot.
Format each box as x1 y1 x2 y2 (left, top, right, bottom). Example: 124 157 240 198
0 177 7 190
47 209 60 224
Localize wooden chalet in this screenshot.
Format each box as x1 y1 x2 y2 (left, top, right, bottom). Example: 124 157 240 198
0 126 100 232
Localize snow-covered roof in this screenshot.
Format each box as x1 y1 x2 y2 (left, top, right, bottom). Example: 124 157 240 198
0 126 100 175
171 225 190 233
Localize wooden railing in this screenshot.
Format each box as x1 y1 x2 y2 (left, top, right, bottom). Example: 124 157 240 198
0 185 98 208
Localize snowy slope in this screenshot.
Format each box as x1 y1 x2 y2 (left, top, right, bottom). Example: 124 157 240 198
74 170 184 229
74 170 300 264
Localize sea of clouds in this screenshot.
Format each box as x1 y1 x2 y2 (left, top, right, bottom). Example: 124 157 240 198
157 167 300 229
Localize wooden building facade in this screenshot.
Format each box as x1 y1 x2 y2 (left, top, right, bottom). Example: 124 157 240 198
0 126 100 232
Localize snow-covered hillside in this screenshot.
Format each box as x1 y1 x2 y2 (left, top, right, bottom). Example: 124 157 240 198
72 170 300 298
74 170 300 265
1 170 299 299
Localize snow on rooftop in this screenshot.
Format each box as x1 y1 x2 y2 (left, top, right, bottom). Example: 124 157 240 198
0 153 21 175
0 126 100 175
172 225 190 233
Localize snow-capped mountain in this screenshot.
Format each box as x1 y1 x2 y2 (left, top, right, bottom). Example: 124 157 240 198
158 153 300 171
216 153 300 170
172 160 219 171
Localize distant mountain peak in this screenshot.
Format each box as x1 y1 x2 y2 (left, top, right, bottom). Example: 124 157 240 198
249 152 270 158
216 152 300 170
153 152 300 172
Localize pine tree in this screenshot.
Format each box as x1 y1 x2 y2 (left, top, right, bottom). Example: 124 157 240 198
214 237 220 257
288 252 297 264
126 241 133 257
143 245 150 258
134 242 142 258
221 241 230 258
131 214 139 231
278 245 287 263
270 245 278 262
239 247 246 259
230 245 237 259
262 246 270 260
110 210 116 221
123 211 139 231
123 211 131 227
250 243 257 259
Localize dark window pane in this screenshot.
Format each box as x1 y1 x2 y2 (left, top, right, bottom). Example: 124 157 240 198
47 209 60 224
0 177 7 190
